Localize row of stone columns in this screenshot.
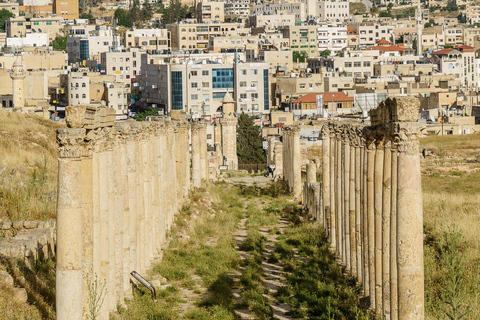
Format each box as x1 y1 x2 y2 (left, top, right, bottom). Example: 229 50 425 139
314 97 424 320
56 114 206 320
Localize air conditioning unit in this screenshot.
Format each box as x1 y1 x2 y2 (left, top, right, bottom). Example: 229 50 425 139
239 98 243 102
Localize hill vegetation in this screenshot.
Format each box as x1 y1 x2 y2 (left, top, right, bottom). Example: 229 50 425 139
0 111 64 221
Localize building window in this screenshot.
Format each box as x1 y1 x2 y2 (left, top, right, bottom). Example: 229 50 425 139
345 62 352 68
82 94 86 98
240 93 247 99
191 71 198 76
82 83 86 87
171 71 183 110
263 69 269 110
212 92 226 99
191 82 198 88
354 62 361 67
202 70 209 76
212 68 234 88
240 81 246 87
191 94 198 100
202 82 209 88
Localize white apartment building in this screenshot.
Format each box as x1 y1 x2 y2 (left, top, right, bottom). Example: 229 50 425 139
140 60 270 118
167 22 249 51
225 0 250 16
356 24 394 47
67 26 121 63
100 48 142 85
466 4 480 24
105 82 129 115
196 1 225 23
124 29 170 51
67 72 90 106
251 14 296 30
316 0 349 22
252 3 307 23
317 24 348 54
6 33 48 47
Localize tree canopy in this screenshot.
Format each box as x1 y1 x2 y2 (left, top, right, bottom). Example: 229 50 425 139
51 35 67 51
237 113 265 165
0 9 14 33
320 49 331 57
161 0 194 27
114 0 156 28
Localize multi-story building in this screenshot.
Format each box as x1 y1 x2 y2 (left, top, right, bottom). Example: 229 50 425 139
462 27 480 47
445 27 463 46
355 23 394 47
6 16 64 42
140 61 270 118
466 4 480 24
167 22 248 51
0 2 19 17
225 0 250 17
281 25 318 57
67 26 121 63
316 0 349 22
197 1 225 23
250 14 296 30
124 29 170 51
53 0 79 20
252 3 307 23
100 48 141 85
317 23 348 54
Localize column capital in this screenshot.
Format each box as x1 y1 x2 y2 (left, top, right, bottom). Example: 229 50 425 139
57 128 86 158
320 122 330 139
394 122 423 154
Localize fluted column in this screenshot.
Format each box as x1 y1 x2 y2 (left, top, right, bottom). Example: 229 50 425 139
191 124 201 188
349 137 356 277
56 128 85 320
355 135 363 286
321 125 330 231
343 131 350 269
329 127 336 250
390 145 398 320
126 128 138 278
366 137 376 309
382 139 392 320
396 123 424 320
374 137 384 312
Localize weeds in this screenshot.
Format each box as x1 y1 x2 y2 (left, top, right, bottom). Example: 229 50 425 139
86 274 107 320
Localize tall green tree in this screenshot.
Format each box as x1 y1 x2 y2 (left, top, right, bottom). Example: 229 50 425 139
51 35 67 51
0 9 14 33
161 0 193 27
115 8 133 28
237 113 265 164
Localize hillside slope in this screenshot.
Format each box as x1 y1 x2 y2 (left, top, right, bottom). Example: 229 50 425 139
0 111 64 221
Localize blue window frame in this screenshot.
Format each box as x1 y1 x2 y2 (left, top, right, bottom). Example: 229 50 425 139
171 71 183 110
212 68 234 89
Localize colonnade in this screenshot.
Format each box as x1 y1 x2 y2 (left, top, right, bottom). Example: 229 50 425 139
305 97 424 320
56 107 206 320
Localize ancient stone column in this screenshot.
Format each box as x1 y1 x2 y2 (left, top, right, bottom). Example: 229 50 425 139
343 130 350 269
366 137 376 309
306 163 316 185
136 127 145 274
390 146 398 320
112 134 124 307
396 122 424 320
191 124 202 188
106 134 117 310
335 127 342 257
355 134 363 285
374 137 384 312
81 138 94 316
291 127 302 200
199 123 208 182
382 139 392 320
349 135 356 277
362 141 369 297
321 125 330 231
329 126 336 250
56 128 85 320
126 127 138 277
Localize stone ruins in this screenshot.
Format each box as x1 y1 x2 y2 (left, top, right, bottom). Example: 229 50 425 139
298 97 424 320
56 106 207 319
54 96 424 319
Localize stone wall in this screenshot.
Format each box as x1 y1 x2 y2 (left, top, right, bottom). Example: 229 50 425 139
56 106 208 320
302 97 424 320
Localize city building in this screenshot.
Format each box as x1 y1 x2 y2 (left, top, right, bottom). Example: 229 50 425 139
196 1 225 23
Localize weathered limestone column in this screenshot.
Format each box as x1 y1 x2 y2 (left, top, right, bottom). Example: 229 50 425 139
199 123 208 182
382 139 392 320
335 126 342 256
343 129 350 269
362 140 369 297
366 136 376 309
126 127 138 277
348 133 356 277
390 144 399 320
81 137 94 317
273 142 283 180
355 132 364 286
191 124 202 188
106 134 117 310
329 126 336 250
321 125 330 231
136 127 145 275
56 128 84 320
157 126 167 245
112 134 124 306
291 127 302 200
374 136 384 312
396 122 424 320
306 163 316 185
